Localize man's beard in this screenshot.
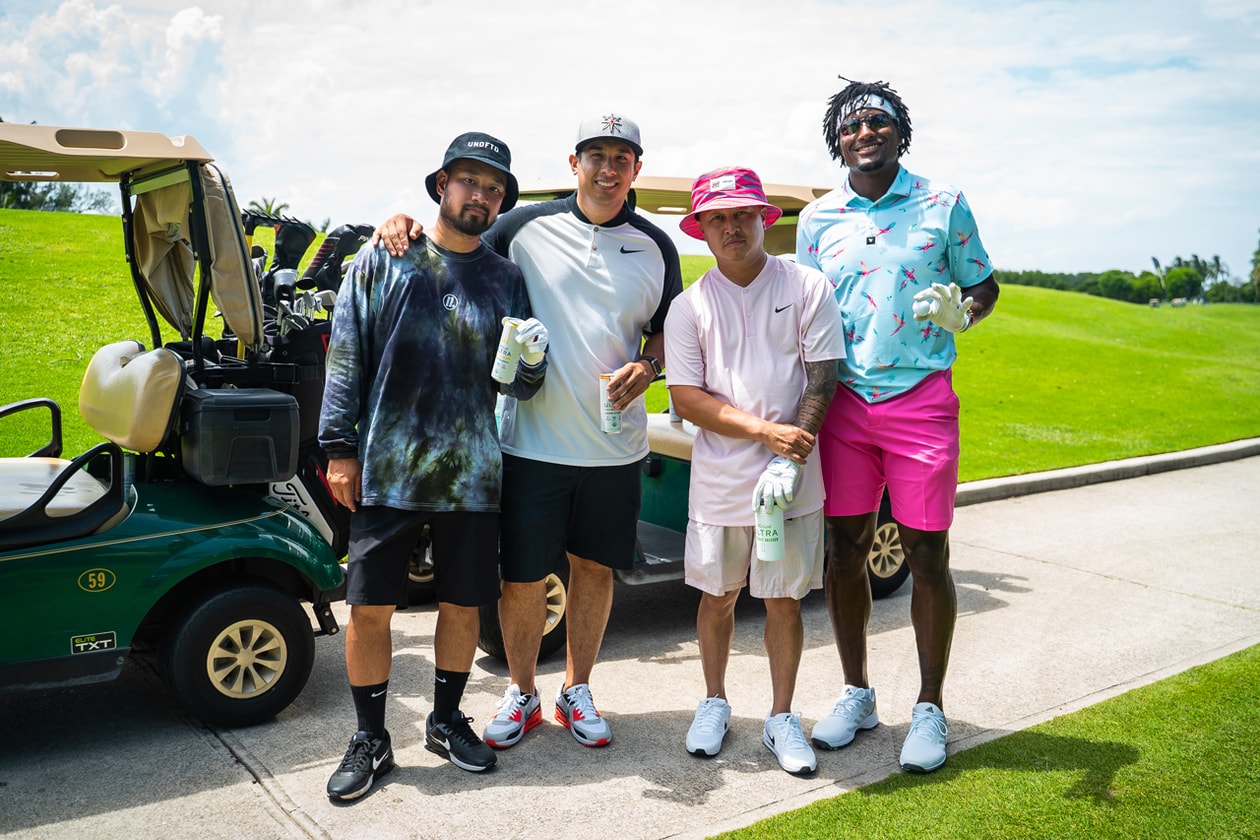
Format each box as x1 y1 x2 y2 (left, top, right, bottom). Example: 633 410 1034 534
440 198 492 237
855 158 890 174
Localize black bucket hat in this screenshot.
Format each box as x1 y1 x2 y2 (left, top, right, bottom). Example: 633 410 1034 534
425 131 519 212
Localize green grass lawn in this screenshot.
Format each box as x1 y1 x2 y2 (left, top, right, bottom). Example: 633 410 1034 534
3 209 1260 476
717 644 1260 840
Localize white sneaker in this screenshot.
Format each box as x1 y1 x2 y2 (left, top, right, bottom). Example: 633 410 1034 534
686 697 732 757
762 712 817 774
899 702 948 773
811 685 879 749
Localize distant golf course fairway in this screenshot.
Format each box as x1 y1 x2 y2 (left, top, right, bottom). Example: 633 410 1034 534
3 208 1259 481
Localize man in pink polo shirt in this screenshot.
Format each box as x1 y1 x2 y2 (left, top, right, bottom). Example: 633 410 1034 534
664 167 847 775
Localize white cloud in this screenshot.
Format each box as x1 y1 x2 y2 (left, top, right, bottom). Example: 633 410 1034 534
1 0 1257 277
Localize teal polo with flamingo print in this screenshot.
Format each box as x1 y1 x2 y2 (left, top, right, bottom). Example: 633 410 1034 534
796 165 992 403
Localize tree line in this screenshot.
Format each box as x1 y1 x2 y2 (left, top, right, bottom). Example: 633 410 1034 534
0 117 115 213
993 244 1260 305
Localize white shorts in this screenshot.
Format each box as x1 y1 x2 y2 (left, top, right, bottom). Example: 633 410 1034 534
684 509 824 600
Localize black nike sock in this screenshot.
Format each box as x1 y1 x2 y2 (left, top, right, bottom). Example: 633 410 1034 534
350 681 389 736
433 669 470 723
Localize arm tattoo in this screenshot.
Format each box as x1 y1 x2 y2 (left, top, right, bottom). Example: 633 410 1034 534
794 360 837 436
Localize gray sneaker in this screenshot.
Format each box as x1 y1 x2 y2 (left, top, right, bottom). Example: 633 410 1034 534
763 712 817 774
811 685 879 749
555 683 613 747
686 697 732 757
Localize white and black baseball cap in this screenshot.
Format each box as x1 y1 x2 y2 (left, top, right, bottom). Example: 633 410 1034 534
575 113 643 157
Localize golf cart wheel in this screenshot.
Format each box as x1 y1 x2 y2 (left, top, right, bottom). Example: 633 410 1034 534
869 498 909 599
166 583 315 727
406 526 436 605
477 568 569 663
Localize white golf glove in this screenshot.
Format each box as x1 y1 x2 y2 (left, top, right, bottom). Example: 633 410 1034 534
912 282 974 333
513 318 549 365
752 456 802 511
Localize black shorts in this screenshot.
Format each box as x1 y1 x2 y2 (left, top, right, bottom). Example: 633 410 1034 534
499 453 642 583
345 507 500 608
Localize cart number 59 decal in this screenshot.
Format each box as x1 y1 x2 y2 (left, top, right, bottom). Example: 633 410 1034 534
78 568 117 592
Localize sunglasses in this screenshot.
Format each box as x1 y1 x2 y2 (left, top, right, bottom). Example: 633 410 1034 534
839 113 895 137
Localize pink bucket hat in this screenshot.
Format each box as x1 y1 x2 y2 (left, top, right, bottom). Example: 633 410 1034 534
679 166 783 240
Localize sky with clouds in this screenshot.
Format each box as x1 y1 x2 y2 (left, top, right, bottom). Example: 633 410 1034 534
2 0 1258 279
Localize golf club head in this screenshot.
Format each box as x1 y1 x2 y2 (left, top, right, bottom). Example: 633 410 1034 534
272 268 298 306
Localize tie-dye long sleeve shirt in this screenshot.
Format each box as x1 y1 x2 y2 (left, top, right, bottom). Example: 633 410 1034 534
319 237 544 512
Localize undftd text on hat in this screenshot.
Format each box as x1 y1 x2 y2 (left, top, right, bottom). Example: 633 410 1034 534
679 166 783 240
426 131 519 212
575 113 643 157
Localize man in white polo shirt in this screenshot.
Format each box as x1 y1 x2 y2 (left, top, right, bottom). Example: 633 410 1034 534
664 167 846 775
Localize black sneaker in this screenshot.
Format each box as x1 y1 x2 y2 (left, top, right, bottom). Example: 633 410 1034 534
425 712 497 772
326 730 394 801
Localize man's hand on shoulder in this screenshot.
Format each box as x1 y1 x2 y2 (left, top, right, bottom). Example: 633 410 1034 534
372 214 424 257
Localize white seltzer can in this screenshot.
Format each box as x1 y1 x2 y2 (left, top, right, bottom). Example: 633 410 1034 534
491 317 523 384
755 503 786 562
600 373 622 434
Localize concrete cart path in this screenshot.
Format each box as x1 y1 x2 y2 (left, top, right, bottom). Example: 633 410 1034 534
2 449 1258 840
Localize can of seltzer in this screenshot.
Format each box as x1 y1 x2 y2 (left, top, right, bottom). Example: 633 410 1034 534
754 503 786 562
491 317 523 383
600 373 622 434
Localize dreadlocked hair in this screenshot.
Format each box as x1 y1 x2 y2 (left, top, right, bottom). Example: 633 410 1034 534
822 77 912 165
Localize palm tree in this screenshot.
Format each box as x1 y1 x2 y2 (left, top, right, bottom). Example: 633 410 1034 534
246 197 290 216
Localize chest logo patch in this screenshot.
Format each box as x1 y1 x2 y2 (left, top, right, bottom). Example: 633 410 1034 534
442 294 459 311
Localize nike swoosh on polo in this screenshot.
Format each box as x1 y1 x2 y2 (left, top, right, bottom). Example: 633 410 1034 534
774 304 793 313
620 246 645 254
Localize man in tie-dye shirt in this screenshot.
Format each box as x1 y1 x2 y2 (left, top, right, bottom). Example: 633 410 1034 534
321 132 548 799
796 78 1000 775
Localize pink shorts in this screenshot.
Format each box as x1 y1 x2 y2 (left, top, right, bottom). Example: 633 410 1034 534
819 370 959 531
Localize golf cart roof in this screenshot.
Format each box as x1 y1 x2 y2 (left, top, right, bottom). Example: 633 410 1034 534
519 175 833 255
0 124 213 185
0 122 263 352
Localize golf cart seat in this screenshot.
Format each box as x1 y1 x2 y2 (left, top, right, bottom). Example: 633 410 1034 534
79 340 185 454
646 413 695 462
0 339 183 549
0 399 128 551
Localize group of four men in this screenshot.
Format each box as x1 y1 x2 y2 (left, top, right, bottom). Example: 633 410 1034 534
318 77 999 802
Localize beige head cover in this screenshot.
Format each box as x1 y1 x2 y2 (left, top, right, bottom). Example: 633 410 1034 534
200 163 264 350
130 163 264 350
133 180 196 339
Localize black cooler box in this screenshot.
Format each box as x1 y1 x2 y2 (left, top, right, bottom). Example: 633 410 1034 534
181 388 299 485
